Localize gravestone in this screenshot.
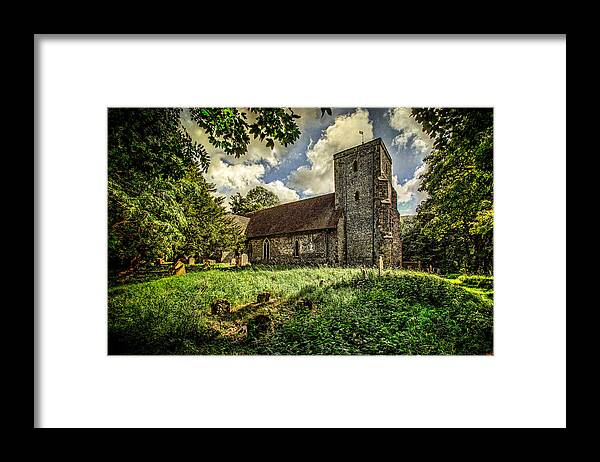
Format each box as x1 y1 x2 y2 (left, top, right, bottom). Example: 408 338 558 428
211 299 231 315
237 254 248 267
257 292 271 303
188 257 195 266
299 298 314 311
173 260 186 276
247 314 272 338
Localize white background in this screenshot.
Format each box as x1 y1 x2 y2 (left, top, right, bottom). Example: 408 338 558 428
35 35 566 428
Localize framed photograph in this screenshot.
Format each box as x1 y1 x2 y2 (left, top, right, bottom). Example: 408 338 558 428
35 35 566 428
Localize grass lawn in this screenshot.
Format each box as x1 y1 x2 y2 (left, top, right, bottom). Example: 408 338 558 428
108 266 493 355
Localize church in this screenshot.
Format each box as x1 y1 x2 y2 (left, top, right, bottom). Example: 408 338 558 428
242 138 402 267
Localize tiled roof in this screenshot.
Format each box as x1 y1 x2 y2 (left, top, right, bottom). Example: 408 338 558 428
227 214 250 231
245 193 340 238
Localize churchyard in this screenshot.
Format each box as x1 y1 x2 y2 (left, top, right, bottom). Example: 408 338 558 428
108 264 493 355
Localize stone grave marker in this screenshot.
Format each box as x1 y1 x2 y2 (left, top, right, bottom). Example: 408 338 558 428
247 314 272 338
257 292 271 303
237 254 248 267
173 260 186 276
211 299 231 316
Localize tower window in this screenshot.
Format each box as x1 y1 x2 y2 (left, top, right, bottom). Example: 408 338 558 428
354 191 360 202
353 160 358 172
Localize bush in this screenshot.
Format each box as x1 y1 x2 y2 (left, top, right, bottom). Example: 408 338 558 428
257 273 493 355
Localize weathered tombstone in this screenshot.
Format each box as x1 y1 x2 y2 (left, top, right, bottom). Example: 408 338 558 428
188 257 195 266
257 292 271 303
237 254 248 267
203 259 216 268
247 314 272 338
361 267 368 280
230 257 237 266
300 298 314 310
173 260 186 276
211 299 231 316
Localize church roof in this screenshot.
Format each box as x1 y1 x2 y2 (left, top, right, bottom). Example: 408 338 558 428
227 214 250 231
245 193 340 238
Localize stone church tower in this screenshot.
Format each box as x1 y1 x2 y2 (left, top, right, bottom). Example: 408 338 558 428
333 138 402 267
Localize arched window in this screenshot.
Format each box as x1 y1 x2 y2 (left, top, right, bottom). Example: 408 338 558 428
353 160 358 172
293 240 300 257
354 191 360 202
263 239 270 261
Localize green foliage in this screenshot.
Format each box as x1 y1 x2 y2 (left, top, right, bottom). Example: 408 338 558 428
108 108 302 272
108 108 210 177
108 163 241 270
229 186 280 215
108 268 493 355
188 107 301 157
399 214 438 265
409 108 494 274
264 274 492 355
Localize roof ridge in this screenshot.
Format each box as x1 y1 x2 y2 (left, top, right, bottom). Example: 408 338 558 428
245 192 335 216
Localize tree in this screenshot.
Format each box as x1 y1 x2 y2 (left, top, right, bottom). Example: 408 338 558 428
108 167 225 270
188 107 301 155
229 186 280 215
410 108 493 274
108 108 302 273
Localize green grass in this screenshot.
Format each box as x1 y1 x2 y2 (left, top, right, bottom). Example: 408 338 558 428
443 274 494 301
108 266 493 355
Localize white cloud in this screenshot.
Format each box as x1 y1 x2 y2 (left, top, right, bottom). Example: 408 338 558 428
179 110 300 208
288 108 374 196
392 162 429 205
206 159 266 193
388 107 433 156
262 180 300 204
290 107 320 129
386 108 432 212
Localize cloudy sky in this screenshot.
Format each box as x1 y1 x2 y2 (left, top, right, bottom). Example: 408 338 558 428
181 108 432 215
